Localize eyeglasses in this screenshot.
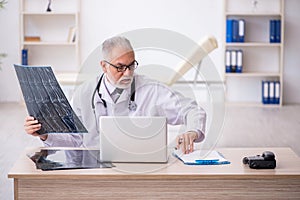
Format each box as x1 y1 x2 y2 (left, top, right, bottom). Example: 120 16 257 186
104 60 138 72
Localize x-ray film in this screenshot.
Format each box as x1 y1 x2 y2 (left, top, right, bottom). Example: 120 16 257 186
14 64 88 135
27 149 114 170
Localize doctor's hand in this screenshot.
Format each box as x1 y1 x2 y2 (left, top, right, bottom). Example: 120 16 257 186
176 131 198 154
24 116 47 141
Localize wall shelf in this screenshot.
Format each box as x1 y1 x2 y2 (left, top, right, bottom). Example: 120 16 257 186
226 43 281 47
224 0 284 107
22 12 78 15
225 72 281 77
23 42 76 46
20 0 81 100
225 12 282 17
20 0 80 73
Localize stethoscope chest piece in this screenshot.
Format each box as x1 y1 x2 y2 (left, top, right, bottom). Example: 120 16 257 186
128 100 137 111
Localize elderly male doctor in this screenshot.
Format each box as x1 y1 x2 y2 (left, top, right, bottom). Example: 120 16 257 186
25 36 206 154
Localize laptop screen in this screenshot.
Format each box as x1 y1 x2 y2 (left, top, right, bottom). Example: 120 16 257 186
99 116 168 163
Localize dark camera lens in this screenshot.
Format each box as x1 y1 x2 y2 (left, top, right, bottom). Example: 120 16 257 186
262 151 275 160
242 157 249 164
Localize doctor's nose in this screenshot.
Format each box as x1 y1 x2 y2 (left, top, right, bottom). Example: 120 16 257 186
123 67 134 76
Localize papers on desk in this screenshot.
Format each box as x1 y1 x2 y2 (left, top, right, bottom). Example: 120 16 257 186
173 149 230 165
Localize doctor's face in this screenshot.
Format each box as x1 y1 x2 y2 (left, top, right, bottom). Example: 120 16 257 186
101 48 135 89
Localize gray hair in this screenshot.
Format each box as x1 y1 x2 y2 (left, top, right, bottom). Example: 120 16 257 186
102 36 133 61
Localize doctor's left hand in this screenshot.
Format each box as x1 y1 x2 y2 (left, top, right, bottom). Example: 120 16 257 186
176 131 198 154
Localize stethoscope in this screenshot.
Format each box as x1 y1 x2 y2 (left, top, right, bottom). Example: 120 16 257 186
91 73 137 114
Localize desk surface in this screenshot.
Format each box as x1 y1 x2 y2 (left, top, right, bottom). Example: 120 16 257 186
8 147 300 180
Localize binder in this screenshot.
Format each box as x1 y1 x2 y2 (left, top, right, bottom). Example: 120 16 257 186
275 81 280 104
232 19 239 42
230 50 237 72
275 20 281 43
236 50 243 73
269 81 275 104
262 81 269 104
270 20 276 43
67 26 76 43
226 19 233 43
21 49 28 65
225 50 231 73
238 19 245 42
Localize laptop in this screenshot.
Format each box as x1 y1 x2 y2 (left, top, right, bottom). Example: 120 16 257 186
99 116 168 163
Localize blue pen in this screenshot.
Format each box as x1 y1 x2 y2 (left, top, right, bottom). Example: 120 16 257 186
195 159 219 162
195 159 219 164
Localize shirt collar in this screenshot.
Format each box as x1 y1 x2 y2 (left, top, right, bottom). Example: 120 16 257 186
100 74 133 102
103 75 115 95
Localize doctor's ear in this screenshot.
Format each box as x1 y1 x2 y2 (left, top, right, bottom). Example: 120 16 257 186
100 61 108 73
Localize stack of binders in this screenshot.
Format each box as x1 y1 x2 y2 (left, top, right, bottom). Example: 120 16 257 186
270 19 281 43
262 81 280 104
225 49 243 73
226 19 245 43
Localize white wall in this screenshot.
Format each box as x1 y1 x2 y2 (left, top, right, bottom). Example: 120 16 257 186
0 0 20 101
79 0 224 82
283 0 300 104
0 0 299 103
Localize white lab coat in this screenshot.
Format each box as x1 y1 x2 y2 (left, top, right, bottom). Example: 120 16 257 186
44 74 206 149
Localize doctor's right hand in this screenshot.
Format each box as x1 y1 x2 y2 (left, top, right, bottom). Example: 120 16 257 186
24 116 47 141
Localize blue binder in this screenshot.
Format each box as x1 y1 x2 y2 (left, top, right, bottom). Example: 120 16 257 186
232 19 239 42
236 50 243 73
230 50 237 72
238 19 245 42
269 81 275 104
225 50 231 73
274 81 280 104
22 49 28 65
262 81 269 104
275 20 281 43
270 20 276 43
226 19 234 43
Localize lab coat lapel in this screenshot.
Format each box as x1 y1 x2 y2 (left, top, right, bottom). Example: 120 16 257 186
98 78 114 104
98 75 132 104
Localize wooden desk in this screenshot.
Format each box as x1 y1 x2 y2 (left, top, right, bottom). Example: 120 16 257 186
8 147 300 200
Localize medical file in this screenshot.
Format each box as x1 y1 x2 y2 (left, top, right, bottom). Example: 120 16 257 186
173 149 230 165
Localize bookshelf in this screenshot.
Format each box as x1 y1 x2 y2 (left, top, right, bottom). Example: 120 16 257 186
19 0 80 98
224 0 284 107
